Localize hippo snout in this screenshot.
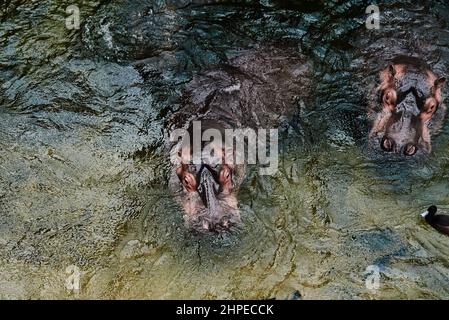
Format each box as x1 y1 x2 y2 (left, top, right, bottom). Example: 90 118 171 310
175 160 240 232
381 110 421 156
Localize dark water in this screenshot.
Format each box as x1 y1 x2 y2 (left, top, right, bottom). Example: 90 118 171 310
1 0 449 299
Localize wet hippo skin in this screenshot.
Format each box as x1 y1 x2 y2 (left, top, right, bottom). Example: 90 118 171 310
167 46 311 232
369 56 446 156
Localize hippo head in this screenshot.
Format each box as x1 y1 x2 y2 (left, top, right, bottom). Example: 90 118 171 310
371 56 446 156
171 121 243 232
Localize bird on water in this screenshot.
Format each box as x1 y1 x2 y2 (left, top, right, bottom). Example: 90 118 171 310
421 205 449 236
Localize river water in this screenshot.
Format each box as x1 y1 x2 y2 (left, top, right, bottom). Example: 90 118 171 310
1 0 449 299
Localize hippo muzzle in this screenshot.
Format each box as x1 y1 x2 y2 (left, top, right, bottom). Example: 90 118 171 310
174 157 240 232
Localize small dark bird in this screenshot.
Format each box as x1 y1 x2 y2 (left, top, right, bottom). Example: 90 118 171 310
421 205 449 236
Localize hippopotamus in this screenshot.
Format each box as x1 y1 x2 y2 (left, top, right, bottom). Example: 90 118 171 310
369 56 446 156
167 47 311 232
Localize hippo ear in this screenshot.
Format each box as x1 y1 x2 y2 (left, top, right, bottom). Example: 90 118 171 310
388 64 396 77
434 77 446 89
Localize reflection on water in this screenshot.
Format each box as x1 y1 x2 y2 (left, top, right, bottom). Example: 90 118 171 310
1 0 449 299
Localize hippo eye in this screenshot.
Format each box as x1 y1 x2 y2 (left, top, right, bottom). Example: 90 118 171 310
425 99 437 114
404 144 417 156
381 137 394 152
219 167 231 183
218 166 233 194
383 90 396 105
179 171 197 192
421 98 439 121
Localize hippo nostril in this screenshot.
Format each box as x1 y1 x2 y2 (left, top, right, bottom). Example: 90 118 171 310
404 144 417 156
381 137 394 152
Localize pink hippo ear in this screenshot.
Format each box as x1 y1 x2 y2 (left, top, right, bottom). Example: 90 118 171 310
434 77 446 89
380 64 397 85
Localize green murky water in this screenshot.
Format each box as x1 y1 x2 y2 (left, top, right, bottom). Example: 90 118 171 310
1 0 449 299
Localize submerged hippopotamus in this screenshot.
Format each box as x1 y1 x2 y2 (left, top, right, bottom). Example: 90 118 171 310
369 56 446 156
168 47 311 232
